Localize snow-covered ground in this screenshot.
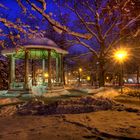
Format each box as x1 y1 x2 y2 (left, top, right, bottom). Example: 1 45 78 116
43 90 70 98
0 90 19 97
0 86 70 98
95 88 120 99
0 87 140 139
0 111 139 140
73 87 120 99
32 85 46 95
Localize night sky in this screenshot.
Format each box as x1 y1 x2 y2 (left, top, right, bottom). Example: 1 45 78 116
0 0 91 55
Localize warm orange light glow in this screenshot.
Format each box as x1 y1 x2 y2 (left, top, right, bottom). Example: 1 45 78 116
79 68 82 72
44 72 49 78
37 69 43 73
114 49 128 63
87 76 90 81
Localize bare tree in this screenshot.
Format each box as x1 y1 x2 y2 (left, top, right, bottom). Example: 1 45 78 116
23 0 139 86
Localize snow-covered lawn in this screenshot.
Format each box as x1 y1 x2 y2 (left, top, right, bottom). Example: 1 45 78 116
0 111 139 140
73 87 120 99
0 87 140 139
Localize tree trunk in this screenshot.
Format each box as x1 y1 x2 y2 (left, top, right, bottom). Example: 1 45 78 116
90 73 94 86
98 58 105 87
78 71 81 86
118 73 121 86
137 66 139 84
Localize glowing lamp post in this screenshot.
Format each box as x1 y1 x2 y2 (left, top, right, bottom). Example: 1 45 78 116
44 72 49 84
44 72 49 78
79 68 82 72
78 68 82 85
114 50 127 63
114 49 128 94
44 72 49 82
87 76 91 81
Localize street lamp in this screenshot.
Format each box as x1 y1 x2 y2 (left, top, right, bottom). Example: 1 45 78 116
44 72 49 78
114 49 128 94
78 68 82 85
79 68 82 72
87 76 90 81
114 49 127 63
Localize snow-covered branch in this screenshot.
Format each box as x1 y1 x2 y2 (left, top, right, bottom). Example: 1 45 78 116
103 18 118 39
26 0 92 40
120 14 140 32
121 0 131 10
66 4 100 42
105 15 140 54
0 18 26 34
82 1 95 15
105 34 130 55
86 22 96 26
69 52 93 60
94 11 104 43
37 0 46 11
76 37 98 57
17 0 27 14
0 40 5 48
0 3 8 10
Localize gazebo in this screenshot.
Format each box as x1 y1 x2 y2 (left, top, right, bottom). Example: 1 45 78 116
1 37 68 94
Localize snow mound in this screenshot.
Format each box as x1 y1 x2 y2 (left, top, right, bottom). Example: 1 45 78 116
43 90 70 98
75 87 110 94
0 91 22 98
32 85 46 95
17 97 114 115
0 98 20 105
0 106 17 117
95 88 120 99
0 90 8 95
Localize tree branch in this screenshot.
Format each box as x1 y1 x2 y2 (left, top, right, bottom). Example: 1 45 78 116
0 3 8 10
120 14 140 32
105 34 130 55
76 37 98 57
94 11 104 42
17 0 27 14
69 52 93 60
66 4 100 42
37 0 46 11
26 0 92 40
103 18 118 39
0 18 26 34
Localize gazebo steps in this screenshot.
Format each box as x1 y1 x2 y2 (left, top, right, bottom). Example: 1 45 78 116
44 89 70 97
7 89 31 94
50 86 64 90
46 87 65 93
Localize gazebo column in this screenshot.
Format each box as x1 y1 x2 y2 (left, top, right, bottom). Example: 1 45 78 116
63 56 66 85
60 54 64 85
42 59 45 84
9 54 15 89
56 57 59 82
31 60 36 86
24 50 29 90
48 50 51 89
58 54 61 83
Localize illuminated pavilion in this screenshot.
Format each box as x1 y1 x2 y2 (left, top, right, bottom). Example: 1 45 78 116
1 37 68 94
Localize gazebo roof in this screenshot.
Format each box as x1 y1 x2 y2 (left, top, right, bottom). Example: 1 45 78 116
21 37 58 47
1 37 68 59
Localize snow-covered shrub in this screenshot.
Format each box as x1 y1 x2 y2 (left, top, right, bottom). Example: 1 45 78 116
123 87 140 97
95 88 120 99
17 96 114 115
